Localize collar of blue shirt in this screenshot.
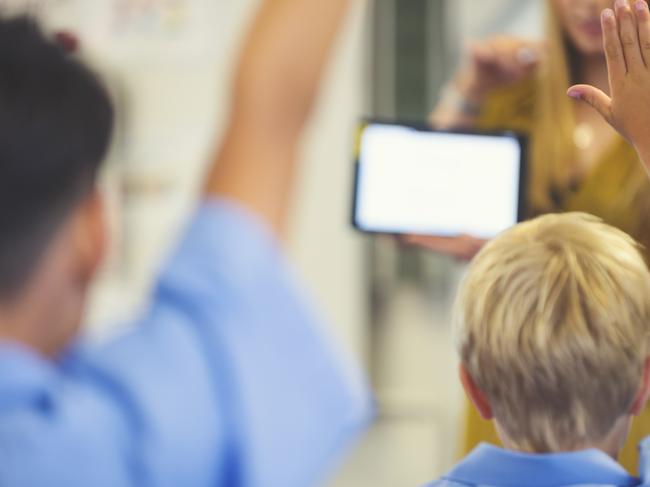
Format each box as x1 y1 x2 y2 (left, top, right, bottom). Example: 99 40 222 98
441 443 640 487
0 342 56 410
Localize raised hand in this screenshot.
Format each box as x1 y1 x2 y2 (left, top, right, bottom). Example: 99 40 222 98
568 0 650 170
431 36 542 129
207 0 353 237
459 36 543 101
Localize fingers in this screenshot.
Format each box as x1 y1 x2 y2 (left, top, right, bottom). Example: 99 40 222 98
401 235 485 261
635 1 650 65
401 235 459 253
616 0 645 70
471 38 541 75
601 2 650 86
470 42 494 66
508 40 543 69
516 45 541 66
602 8 627 86
474 42 534 88
567 84 614 123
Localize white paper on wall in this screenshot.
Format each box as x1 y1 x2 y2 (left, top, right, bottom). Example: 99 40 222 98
7 0 224 62
80 0 218 60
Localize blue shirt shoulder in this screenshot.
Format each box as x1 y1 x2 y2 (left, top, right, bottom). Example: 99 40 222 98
425 443 641 487
0 199 372 487
425 480 471 487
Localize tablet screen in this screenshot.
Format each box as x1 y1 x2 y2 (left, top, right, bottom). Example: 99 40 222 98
353 123 525 239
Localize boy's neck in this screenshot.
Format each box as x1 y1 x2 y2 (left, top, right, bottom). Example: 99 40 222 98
495 417 630 461
0 291 76 359
0 257 86 359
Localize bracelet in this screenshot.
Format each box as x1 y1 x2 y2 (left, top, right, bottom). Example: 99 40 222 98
438 84 483 117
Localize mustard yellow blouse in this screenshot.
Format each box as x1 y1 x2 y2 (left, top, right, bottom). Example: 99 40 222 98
462 79 650 474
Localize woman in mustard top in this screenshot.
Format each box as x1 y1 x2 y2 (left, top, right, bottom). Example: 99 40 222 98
407 0 650 474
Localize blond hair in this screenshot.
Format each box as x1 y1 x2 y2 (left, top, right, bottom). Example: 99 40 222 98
455 213 650 452
530 1 649 212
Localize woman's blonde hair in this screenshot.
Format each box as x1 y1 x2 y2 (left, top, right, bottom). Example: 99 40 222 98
531 1 648 211
455 213 650 452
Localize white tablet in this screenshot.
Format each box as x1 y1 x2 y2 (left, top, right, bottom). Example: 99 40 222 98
352 121 527 239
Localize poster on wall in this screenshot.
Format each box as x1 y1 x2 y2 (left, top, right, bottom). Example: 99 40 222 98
0 0 67 15
10 0 223 62
82 0 217 59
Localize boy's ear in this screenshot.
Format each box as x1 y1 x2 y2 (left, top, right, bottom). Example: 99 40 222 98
459 364 493 420
630 357 650 416
71 188 107 285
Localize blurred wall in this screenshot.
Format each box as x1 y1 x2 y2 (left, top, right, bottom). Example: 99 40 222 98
452 0 544 42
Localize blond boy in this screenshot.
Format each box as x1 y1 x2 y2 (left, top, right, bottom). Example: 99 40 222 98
429 211 650 486
428 1 650 485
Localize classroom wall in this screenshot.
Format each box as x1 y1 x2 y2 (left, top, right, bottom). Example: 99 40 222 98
453 0 543 40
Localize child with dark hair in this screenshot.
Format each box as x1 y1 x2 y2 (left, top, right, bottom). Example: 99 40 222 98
0 2 371 486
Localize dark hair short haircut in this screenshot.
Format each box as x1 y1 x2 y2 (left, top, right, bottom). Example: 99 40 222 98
0 16 114 297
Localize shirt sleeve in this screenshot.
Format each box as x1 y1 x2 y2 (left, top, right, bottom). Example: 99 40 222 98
87 198 373 487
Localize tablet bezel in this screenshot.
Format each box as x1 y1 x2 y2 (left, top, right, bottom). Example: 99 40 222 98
351 119 529 237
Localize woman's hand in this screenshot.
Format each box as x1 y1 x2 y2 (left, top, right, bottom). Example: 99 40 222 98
432 36 543 129
400 234 488 262
568 1 650 170
457 36 543 101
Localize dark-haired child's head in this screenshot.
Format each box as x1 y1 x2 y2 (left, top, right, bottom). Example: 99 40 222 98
0 16 113 356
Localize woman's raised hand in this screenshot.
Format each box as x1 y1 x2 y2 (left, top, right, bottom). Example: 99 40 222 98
432 36 543 129
568 0 650 169
455 36 543 102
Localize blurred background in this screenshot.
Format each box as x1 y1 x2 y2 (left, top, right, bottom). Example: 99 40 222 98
28 1 543 486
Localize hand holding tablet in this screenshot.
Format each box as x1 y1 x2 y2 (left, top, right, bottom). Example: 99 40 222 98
352 121 527 247
400 234 488 261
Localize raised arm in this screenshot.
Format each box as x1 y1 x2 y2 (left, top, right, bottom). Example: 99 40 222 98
568 0 650 172
206 0 352 237
430 37 541 129
80 4 369 486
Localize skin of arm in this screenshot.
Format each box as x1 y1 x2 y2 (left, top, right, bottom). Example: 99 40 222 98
429 37 541 129
568 0 650 172
429 74 487 129
206 0 353 238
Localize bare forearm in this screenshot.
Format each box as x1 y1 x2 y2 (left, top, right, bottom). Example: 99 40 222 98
207 0 353 236
429 102 480 130
233 0 353 132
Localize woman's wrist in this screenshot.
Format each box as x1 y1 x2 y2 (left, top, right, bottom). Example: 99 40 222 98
430 73 489 129
438 83 483 118
453 72 490 105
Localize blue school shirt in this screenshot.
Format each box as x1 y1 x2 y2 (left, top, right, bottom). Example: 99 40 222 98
0 199 372 487
427 442 650 487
